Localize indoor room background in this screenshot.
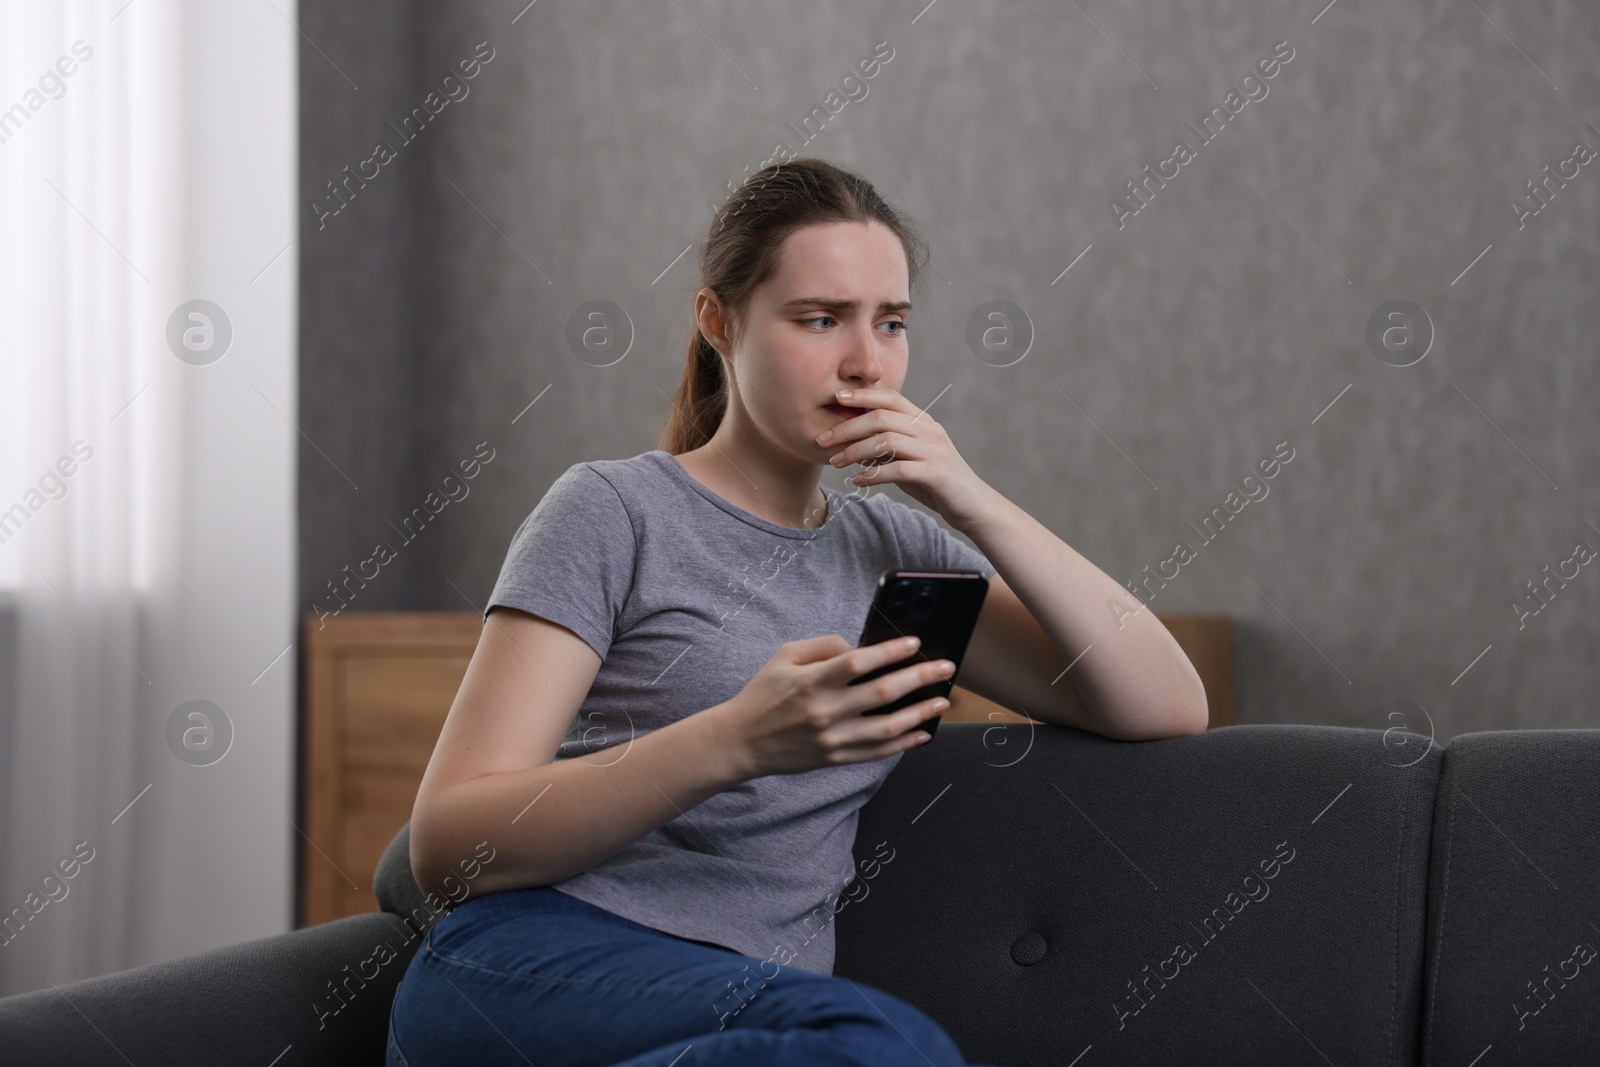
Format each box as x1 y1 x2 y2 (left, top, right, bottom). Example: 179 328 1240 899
2 0 1596 999
305 0 1598 743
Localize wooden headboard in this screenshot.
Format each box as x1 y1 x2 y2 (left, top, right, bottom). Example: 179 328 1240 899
299 611 1232 926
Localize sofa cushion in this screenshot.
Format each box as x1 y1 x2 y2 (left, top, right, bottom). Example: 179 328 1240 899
834 722 1441 1067
1420 729 1600 1065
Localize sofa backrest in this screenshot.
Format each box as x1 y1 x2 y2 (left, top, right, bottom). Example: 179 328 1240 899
1420 729 1600 1064
834 722 1442 1067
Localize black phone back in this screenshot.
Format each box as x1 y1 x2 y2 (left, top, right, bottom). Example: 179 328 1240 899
850 569 989 737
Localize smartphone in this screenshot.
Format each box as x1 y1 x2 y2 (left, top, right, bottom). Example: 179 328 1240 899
849 569 990 739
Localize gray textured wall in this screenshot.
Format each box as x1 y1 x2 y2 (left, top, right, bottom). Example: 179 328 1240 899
301 1 1600 745
299 0 424 624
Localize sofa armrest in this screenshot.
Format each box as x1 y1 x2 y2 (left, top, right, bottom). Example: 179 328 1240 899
0 911 420 1066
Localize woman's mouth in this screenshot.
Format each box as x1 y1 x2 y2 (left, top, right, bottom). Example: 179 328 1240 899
824 404 866 419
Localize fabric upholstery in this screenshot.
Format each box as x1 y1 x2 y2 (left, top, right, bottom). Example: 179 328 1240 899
0 911 417 1065
834 722 1442 1067
6 722 1599 1067
1420 729 1600 1064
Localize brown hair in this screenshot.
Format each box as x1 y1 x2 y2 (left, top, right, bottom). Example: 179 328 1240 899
656 158 929 455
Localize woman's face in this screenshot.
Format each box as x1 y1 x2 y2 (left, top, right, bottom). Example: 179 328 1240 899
709 220 911 464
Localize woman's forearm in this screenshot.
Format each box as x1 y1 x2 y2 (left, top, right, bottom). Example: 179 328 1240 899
964 488 1209 739
411 703 748 898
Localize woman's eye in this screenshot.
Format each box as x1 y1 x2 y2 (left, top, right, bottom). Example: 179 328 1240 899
800 317 906 335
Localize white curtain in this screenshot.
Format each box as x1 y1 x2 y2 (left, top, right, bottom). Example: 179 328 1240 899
0 1 297 993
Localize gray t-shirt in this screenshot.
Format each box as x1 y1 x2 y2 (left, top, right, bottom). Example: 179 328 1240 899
483 448 995 975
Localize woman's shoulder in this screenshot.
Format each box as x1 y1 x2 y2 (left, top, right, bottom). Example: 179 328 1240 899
510 455 660 543
564 450 670 492
540 451 670 507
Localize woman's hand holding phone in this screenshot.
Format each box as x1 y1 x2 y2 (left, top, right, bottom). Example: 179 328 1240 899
715 633 956 779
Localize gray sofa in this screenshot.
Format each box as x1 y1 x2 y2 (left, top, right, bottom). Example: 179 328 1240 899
2 722 1596 1065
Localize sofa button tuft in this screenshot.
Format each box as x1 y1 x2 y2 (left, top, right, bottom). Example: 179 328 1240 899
1010 930 1048 966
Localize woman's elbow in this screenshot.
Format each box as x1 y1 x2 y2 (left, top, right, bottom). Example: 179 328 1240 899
1132 684 1208 740
1154 658 1210 737
1171 680 1209 736
407 788 455 895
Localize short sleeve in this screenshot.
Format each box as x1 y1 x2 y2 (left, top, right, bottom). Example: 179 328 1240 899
483 463 638 660
884 498 997 579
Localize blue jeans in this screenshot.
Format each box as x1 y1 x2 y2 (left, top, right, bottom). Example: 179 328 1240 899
386 885 1000 1067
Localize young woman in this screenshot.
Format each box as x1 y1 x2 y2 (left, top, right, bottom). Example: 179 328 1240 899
386 158 1207 1067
